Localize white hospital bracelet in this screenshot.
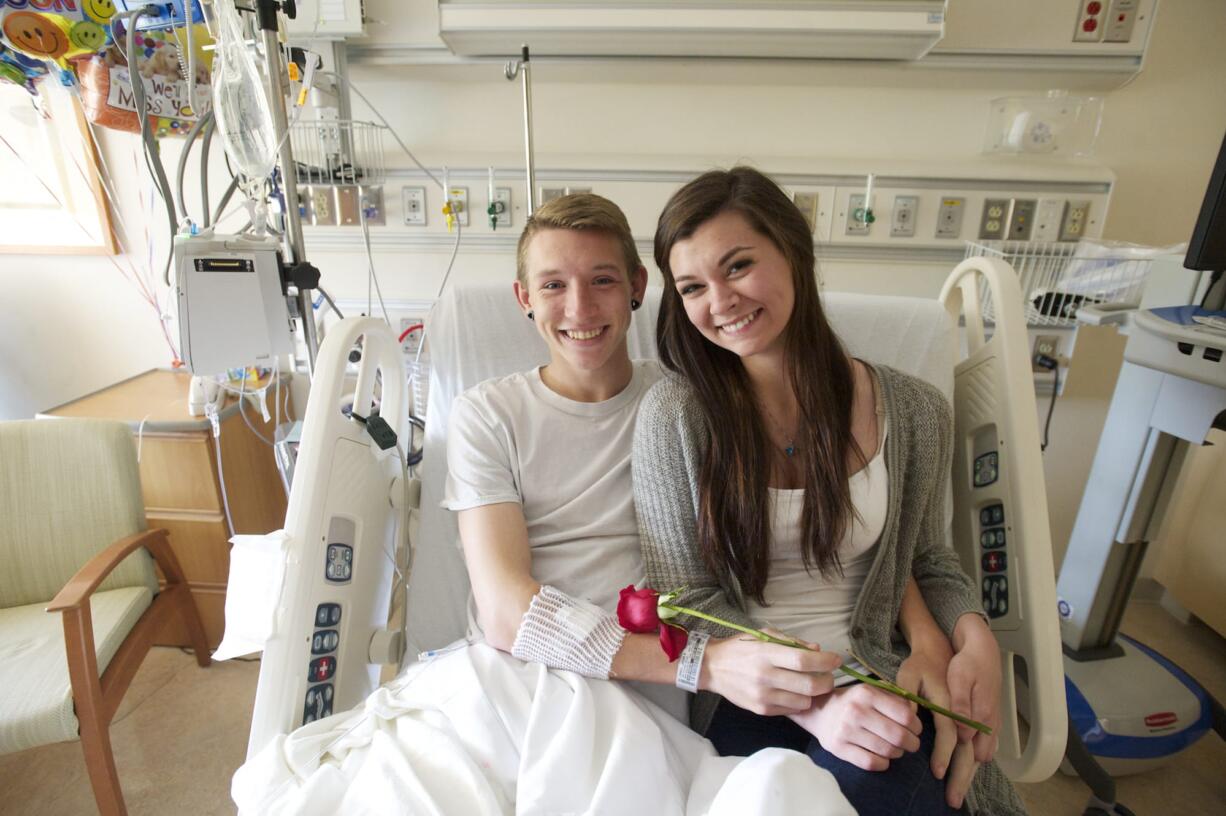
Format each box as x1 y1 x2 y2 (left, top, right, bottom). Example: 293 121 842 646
675 631 710 693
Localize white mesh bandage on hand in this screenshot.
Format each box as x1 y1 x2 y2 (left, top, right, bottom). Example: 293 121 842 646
510 585 627 679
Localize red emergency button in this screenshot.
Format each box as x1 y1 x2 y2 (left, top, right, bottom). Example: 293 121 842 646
1087 2 1101 13
308 656 336 682
1083 19 1098 32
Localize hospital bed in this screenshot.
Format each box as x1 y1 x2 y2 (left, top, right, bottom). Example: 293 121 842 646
241 256 1067 795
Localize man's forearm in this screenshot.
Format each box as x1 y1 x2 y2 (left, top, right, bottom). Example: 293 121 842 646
899 576 948 648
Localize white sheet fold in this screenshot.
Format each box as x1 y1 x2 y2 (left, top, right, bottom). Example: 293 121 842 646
233 643 856 816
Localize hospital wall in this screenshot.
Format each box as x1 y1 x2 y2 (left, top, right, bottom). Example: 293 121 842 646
2 0 1224 577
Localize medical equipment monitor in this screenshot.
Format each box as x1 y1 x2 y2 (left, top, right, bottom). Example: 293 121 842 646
1185 130 1226 273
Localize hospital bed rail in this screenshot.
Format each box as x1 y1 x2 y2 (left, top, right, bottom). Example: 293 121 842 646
245 317 412 760
942 256 1068 782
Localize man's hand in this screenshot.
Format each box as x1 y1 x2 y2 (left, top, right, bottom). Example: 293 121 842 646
701 635 841 716
896 633 957 780
948 614 1002 764
790 684 923 772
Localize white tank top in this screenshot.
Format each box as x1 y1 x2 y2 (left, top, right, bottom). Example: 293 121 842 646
746 420 888 683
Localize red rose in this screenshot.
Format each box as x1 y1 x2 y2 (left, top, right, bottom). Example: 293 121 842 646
617 585 661 633
659 621 689 662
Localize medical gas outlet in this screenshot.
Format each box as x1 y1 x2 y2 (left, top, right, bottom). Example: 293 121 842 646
442 188 469 230
845 194 875 236
489 187 512 230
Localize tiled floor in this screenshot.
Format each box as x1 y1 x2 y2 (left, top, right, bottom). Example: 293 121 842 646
1 601 1222 815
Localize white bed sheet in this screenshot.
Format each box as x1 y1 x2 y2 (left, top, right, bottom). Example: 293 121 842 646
234 641 855 816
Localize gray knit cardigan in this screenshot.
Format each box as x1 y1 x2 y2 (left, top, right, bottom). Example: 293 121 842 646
632 365 1027 816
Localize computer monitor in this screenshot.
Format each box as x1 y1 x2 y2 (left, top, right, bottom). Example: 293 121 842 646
1185 130 1226 273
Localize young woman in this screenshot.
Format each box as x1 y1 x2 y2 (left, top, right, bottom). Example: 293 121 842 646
233 193 856 816
633 167 1027 816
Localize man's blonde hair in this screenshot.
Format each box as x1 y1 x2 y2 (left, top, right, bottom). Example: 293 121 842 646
515 193 642 284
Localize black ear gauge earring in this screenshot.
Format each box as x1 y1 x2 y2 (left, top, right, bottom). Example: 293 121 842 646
526 311 534 321
631 299 641 311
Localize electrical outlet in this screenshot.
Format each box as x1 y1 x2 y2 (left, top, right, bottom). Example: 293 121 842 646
1074 0 1106 42
1033 199 1065 242
935 197 965 239
845 194 872 236
489 187 512 229
565 187 592 195
309 185 336 226
400 316 426 356
793 192 819 233
1032 334 1060 371
1060 200 1091 242
402 186 426 226
540 188 566 205
1007 199 1037 240
978 199 1009 240
890 195 918 238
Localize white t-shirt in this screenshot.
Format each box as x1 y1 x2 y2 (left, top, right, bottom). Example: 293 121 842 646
443 360 685 718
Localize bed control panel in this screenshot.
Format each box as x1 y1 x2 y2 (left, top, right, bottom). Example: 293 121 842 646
977 501 1010 619
973 451 1000 487
304 602 343 723
324 517 356 583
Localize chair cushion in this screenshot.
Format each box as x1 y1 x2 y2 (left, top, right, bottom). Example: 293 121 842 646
0 419 158 609
0 586 153 754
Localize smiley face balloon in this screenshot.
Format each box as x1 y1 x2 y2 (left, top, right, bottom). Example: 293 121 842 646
82 0 118 25
2 11 72 60
69 20 107 54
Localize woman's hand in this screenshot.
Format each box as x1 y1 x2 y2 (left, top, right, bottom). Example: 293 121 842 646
701 635 841 716
790 684 922 772
948 614 1002 763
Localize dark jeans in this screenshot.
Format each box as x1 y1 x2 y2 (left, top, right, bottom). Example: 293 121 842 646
707 697 970 816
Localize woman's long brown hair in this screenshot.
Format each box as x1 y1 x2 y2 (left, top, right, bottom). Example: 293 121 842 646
653 167 864 604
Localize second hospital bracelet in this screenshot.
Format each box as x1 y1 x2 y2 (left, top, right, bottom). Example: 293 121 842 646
674 631 710 693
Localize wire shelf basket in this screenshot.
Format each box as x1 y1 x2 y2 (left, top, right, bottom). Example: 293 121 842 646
289 119 388 186
964 240 1155 327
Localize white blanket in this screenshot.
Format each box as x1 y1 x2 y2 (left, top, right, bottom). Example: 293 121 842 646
233 643 856 815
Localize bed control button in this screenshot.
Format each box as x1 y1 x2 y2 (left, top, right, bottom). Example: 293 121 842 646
973 452 999 487
303 683 333 723
982 551 1007 572
312 630 339 655
325 545 354 582
309 656 337 682
982 576 1009 618
981 527 1006 549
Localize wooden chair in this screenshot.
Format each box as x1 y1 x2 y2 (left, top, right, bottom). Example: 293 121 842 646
0 419 211 815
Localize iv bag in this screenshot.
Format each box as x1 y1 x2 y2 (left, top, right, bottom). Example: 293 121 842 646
210 0 277 181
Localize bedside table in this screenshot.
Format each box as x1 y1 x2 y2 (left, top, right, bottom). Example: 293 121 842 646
42 369 291 648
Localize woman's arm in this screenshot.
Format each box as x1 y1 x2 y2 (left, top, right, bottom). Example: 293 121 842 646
632 379 755 632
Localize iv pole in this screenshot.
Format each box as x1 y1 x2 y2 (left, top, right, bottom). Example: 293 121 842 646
254 0 320 375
